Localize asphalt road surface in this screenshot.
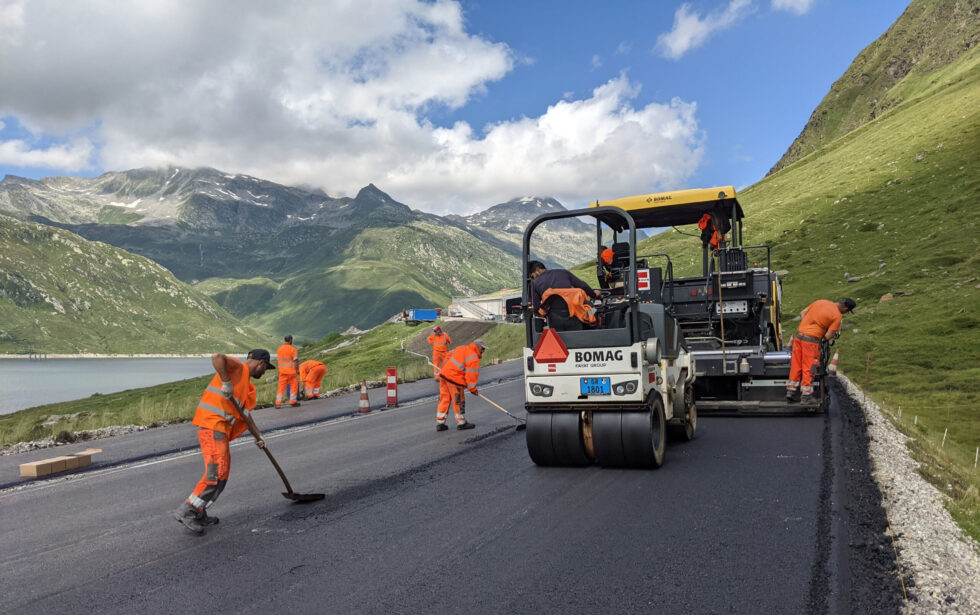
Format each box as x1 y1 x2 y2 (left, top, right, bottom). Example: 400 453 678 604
0 373 903 614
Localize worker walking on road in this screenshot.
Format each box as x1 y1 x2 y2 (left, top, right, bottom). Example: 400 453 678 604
298 359 327 400
276 335 300 408
435 339 487 431
427 325 452 377
787 298 856 403
174 350 275 534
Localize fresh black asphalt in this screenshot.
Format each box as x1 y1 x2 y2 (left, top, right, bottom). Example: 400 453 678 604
0 367 905 614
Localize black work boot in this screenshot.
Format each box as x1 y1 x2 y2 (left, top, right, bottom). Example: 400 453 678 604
436 423 448 432
786 391 800 403
457 422 475 430
174 504 205 535
799 394 814 405
199 511 219 526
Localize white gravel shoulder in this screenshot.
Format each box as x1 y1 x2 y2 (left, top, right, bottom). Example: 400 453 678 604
839 373 980 614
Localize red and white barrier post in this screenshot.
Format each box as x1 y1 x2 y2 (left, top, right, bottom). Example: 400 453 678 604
385 366 398 408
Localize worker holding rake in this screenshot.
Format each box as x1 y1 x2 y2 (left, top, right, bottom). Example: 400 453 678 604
174 350 275 535
787 298 855 404
435 339 486 431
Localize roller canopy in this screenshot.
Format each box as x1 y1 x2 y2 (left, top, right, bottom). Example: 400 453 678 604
589 186 743 231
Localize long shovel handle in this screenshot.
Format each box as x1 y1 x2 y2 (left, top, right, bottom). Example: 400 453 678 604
257 443 295 495
233 397 296 496
479 392 526 423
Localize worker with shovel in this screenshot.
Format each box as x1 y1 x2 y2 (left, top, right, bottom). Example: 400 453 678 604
435 339 486 431
174 350 275 535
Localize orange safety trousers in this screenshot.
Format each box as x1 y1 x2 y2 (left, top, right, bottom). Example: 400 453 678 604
276 372 299 406
432 349 448 377
788 338 821 395
436 378 467 425
303 364 327 399
185 428 230 512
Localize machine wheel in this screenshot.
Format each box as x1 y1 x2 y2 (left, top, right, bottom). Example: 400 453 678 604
526 412 590 467
592 412 627 467
593 397 666 469
669 386 697 442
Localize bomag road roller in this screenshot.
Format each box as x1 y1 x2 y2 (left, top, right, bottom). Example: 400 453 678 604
591 186 832 415
522 206 696 468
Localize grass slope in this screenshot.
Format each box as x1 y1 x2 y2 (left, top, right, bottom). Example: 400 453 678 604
0 215 272 354
0 321 525 448
633 46 979 538
200 220 520 339
770 0 980 173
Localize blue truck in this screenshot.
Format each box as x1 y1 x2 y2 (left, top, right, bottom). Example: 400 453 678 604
401 308 439 324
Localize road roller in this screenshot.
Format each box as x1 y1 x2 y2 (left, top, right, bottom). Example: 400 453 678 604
521 205 696 468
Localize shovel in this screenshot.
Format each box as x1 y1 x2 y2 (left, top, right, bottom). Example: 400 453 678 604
478 392 527 431
235 398 325 502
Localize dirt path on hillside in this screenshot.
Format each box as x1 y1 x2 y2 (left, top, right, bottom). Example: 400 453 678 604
404 319 497 360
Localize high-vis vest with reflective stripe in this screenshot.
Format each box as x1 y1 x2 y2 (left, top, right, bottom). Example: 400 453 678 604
277 343 299 375
427 332 452 352
192 357 256 440
439 343 482 389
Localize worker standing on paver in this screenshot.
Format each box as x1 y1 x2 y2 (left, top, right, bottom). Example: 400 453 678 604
298 359 327 400
276 335 300 408
174 350 275 534
787 298 856 403
435 339 486 431
427 326 452 377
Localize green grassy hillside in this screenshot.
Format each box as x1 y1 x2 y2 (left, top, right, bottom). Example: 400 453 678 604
632 45 979 538
770 0 980 173
199 219 520 337
0 215 272 354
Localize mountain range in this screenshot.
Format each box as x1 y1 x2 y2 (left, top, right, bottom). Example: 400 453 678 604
0 169 594 350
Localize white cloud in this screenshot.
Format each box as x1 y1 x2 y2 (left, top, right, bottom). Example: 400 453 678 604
0 1 705 213
771 0 815 15
591 54 602 69
655 0 755 60
617 41 632 54
0 137 93 170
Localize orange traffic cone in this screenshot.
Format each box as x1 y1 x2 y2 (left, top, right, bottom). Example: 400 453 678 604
358 380 371 414
828 350 840 375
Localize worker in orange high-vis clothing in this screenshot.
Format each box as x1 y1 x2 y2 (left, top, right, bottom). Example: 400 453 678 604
427 326 452 377
787 298 856 404
276 335 300 408
435 339 486 431
298 360 327 400
174 349 275 534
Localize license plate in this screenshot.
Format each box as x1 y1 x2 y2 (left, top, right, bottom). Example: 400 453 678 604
580 377 611 395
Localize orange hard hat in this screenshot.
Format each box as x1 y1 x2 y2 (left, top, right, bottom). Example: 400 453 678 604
601 248 614 265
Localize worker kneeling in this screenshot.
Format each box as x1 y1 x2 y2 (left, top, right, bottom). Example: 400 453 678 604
298 360 327 400
435 339 487 431
174 350 275 535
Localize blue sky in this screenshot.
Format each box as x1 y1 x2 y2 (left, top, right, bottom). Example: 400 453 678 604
0 0 910 214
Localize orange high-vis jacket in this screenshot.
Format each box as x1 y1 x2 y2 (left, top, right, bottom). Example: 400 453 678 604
539 288 597 325
797 299 842 339
427 332 452 352
192 356 256 440
439 343 483 390
277 343 298 375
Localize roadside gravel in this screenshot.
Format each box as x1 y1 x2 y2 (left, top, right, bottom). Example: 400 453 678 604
839 373 980 615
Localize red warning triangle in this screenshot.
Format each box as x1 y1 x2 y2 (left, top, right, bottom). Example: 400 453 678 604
533 328 569 363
